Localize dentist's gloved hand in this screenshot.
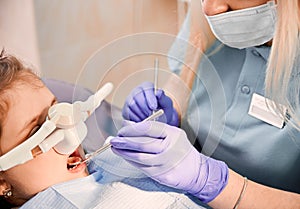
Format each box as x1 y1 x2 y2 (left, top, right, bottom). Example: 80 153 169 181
122 82 179 126
110 121 228 203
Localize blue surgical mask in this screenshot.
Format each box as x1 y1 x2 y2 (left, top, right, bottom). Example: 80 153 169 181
205 1 277 49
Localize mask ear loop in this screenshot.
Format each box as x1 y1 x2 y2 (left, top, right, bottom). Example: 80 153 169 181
31 146 43 158
0 119 57 171
30 114 64 157
0 83 114 171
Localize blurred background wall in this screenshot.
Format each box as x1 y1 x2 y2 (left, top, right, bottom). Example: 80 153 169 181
1 0 190 107
0 0 40 72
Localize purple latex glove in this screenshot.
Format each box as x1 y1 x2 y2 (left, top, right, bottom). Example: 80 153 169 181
122 82 179 126
110 121 229 203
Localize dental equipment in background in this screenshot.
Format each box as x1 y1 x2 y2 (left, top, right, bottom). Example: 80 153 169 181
0 82 114 171
69 109 165 167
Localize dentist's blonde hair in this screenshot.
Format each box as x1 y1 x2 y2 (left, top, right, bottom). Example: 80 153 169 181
265 0 300 130
188 0 300 130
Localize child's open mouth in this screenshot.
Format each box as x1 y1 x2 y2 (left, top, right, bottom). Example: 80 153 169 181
67 149 85 171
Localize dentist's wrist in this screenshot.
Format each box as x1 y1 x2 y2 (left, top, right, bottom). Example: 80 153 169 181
189 157 229 203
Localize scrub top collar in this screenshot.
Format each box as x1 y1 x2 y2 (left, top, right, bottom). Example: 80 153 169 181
252 44 271 61
205 40 270 62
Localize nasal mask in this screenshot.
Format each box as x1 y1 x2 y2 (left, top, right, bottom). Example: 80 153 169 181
0 83 114 171
205 1 277 49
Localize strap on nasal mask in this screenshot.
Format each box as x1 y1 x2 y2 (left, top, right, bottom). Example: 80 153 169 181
0 83 114 171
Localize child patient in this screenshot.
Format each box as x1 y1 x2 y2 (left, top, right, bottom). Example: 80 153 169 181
0 51 204 209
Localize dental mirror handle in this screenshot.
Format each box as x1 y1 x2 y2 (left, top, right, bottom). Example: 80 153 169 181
154 58 159 95
78 109 165 165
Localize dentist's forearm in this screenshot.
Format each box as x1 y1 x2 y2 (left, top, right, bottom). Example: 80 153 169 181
209 169 300 209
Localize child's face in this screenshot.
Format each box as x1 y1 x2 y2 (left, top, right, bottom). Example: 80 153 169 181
0 81 88 202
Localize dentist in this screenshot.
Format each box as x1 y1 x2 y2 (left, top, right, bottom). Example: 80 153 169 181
112 0 300 208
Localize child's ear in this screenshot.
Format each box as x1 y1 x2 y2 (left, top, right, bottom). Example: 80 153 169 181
0 177 11 196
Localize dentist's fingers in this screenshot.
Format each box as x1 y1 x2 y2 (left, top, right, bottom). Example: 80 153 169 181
110 136 169 154
156 89 173 109
123 83 157 121
140 82 157 110
111 147 165 166
117 121 171 138
122 106 143 122
156 89 174 122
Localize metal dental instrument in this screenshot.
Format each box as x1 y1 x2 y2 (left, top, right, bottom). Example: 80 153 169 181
71 109 165 166
153 58 159 119
154 58 159 95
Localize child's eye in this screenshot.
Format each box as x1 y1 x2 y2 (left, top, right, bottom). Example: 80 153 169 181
28 126 41 137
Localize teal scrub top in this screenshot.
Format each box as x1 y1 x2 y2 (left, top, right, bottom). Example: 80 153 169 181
168 14 300 193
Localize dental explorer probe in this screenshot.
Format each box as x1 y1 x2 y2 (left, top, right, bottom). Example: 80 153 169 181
70 109 165 167
154 58 159 95
153 58 159 118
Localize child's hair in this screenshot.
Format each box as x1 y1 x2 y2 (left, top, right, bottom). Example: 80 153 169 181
0 49 41 138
